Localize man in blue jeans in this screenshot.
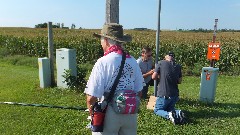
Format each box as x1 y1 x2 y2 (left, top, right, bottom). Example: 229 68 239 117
152 52 186 125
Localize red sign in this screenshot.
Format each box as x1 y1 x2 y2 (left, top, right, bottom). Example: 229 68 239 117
207 42 221 61
206 72 211 80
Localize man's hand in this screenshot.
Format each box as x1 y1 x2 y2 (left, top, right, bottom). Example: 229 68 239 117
86 95 97 115
143 69 154 78
148 69 154 75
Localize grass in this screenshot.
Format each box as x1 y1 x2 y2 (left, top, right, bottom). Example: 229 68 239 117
0 59 240 135
0 62 90 135
0 55 38 68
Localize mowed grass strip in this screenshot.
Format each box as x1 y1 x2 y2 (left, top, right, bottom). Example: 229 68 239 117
0 62 90 135
0 61 240 135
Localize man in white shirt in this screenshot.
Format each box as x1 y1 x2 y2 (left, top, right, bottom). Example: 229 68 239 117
84 23 144 135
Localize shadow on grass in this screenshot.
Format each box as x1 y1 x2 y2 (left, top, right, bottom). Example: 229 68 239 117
178 98 240 125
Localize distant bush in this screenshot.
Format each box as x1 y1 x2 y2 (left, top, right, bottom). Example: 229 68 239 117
35 22 60 28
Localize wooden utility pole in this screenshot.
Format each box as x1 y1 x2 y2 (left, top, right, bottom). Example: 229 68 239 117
106 0 119 24
48 22 55 86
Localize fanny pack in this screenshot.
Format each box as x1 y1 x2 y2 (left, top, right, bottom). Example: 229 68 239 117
112 90 140 114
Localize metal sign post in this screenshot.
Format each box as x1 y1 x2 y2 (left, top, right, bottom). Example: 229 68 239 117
209 19 219 67
212 19 218 43
154 0 161 97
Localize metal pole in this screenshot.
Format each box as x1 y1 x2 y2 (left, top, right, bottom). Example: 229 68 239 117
48 22 55 86
212 19 218 43
210 19 218 67
154 0 161 97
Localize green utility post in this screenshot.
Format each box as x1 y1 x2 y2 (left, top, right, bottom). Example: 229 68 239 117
38 57 51 88
56 48 77 88
199 67 219 103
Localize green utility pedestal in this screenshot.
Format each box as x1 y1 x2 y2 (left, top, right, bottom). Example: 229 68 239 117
38 57 51 88
56 48 77 88
199 67 219 103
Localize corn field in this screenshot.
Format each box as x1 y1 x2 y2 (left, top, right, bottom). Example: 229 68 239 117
0 27 239 75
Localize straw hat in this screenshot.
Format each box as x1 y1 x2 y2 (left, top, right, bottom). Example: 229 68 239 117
93 23 132 43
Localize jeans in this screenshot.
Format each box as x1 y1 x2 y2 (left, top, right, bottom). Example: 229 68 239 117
154 96 179 119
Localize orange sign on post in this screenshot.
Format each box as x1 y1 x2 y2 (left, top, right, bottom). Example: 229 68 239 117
207 42 221 61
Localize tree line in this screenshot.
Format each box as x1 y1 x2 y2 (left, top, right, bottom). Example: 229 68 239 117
35 22 81 29
178 28 240 32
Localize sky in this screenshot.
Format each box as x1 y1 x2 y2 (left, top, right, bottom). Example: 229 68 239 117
0 0 240 30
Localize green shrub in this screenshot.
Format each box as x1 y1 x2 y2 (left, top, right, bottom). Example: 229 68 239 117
62 62 93 92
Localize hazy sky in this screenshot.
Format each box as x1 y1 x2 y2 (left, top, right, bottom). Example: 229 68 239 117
0 0 239 30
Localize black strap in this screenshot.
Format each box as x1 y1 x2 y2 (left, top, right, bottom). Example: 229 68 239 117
106 51 126 103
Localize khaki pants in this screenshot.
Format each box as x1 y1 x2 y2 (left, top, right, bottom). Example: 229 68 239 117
92 105 137 135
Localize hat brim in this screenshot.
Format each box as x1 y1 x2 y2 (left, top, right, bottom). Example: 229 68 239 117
93 33 132 43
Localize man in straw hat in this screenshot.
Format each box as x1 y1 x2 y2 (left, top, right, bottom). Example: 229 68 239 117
84 23 144 135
